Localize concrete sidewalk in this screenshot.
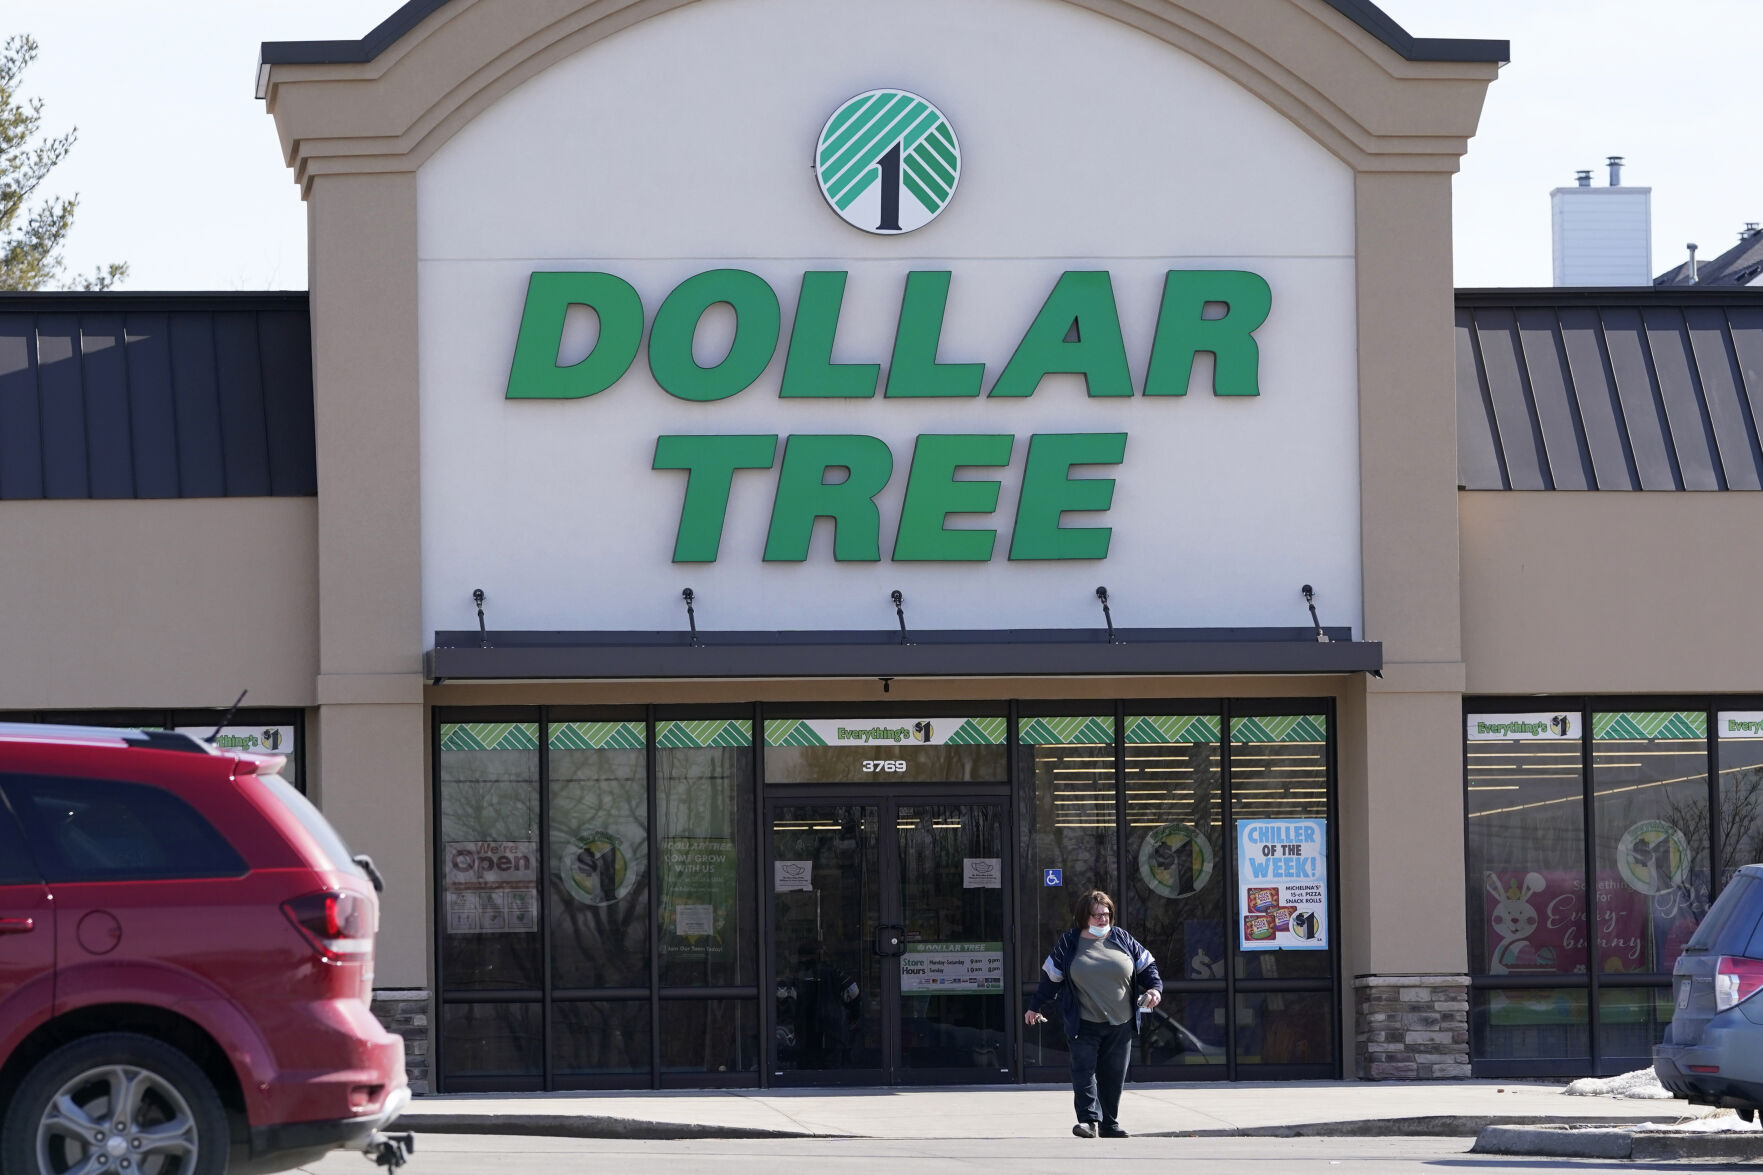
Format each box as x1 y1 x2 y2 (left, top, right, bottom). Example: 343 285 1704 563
392 1081 1716 1140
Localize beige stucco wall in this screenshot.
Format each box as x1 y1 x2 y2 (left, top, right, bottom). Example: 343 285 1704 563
1462 491 1763 695
0 498 318 711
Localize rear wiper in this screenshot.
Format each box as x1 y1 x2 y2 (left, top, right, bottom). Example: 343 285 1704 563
353 854 386 893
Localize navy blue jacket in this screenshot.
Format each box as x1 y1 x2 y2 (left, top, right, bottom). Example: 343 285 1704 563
1027 926 1163 1039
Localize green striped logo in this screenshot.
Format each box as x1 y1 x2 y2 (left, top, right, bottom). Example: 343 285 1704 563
1231 715 1328 744
1593 711 1706 741
816 89 959 235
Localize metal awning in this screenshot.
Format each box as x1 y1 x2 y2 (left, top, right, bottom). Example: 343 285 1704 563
427 627 1381 681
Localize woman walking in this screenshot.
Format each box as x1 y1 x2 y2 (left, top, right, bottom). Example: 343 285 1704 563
1024 889 1162 1138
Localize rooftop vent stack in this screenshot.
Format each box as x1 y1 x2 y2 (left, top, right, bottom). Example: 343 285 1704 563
1551 159 1652 286
1688 243 1699 284
1745 223 1760 240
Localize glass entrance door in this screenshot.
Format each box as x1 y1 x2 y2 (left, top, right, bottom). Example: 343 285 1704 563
768 797 1010 1085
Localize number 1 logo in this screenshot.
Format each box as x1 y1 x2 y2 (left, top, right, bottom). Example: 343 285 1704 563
815 89 960 235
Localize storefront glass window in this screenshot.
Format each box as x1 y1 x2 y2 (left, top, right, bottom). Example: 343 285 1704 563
1016 714 1117 984
656 719 755 987
1591 711 1709 979
1234 991 1332 1066
1471 986 1589 1061
552 1001 651 1082
440 1002 541 1085
1717 713 1763 894
1230 714 1329 981
439 722 541 991
1465 712 1587 977
1598 987 1675 1065
1122 712 1225 1064
549 720 649 990
659 1000 760 1075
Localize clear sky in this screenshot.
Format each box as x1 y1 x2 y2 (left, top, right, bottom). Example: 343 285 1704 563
15 0 1761 290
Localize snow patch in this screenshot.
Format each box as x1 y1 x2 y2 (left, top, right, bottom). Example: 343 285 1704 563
1563 1068 1677 1099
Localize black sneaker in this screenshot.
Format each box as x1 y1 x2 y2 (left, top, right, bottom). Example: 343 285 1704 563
1072 1122 1098 1138
1100 1124 1129 1138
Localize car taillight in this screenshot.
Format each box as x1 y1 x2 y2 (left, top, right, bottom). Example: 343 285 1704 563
283 891 373 961
1714 956 1763 1010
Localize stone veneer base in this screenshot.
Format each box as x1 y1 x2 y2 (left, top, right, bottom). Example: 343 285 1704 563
1352 974 1471 1080
370 988 431 1095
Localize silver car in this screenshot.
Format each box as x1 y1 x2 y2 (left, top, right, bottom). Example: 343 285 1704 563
1655 863 1763 1118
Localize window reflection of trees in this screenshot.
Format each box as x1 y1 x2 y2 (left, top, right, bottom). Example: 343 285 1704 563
1018 737 1115 980
439 743 540 991
549 748 648 991
1592 734 1708 978
1229 731 1329 982
1719 741 1763 892
657 746 755 987
1124 737 1223 990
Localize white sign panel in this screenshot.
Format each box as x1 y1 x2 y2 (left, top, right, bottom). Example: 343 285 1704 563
415 0 1361 639
176 725 296 767
1236 819 1327 951
1720 713 1763 739
899 942 1004 993
791 719 984 747
445 840 539 887
1466 713 1579 741
443 840 540 935
774 860 814 892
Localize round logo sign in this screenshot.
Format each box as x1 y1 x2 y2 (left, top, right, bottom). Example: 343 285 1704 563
560 829 634 906
1138 823 1215 899
815 89 959 235
1616 819 1691 896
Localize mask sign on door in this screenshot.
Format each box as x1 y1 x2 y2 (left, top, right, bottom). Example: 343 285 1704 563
963 858 1001 889
775 860 814 892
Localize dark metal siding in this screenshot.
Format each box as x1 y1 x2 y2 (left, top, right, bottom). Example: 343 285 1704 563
1456 290 1763 490
0 294 314 500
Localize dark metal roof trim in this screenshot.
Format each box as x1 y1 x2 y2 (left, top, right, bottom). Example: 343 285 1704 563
427 627 1382 681
0 294 317 501
260 0 1508 68
1455 289 1763 492
1459 288 1763 308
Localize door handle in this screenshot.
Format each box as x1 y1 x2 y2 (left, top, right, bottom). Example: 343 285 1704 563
875 923 905 957
0 917 34 935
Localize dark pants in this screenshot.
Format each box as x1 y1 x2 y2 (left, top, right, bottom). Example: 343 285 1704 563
1069 1018 1134 1126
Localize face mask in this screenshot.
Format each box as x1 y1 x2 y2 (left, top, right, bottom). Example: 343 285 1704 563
1087 923 1109 938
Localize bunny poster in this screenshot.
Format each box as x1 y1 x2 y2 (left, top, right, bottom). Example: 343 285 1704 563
1482 869 1654 975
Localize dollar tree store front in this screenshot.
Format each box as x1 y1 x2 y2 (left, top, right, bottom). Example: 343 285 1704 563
430 702 1343 1089
252 0 1503 1092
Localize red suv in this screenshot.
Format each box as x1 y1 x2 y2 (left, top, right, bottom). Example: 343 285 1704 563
0 724 410 1175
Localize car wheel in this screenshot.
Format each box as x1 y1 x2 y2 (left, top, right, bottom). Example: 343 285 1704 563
0 1033 227 1175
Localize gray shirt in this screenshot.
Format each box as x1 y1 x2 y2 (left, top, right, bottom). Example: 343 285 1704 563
1068 933 1134 1025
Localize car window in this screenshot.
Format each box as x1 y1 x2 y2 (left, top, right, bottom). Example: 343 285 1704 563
0 774 246 883
255 772 367 879
1687 873 1759 953
0 796 41 884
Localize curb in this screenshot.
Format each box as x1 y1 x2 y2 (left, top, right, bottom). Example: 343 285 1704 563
1473 1124 1763 1161
391 1112 1683 1142
1157 1114 1685 1140
396 1113 831 1140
